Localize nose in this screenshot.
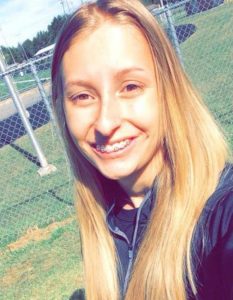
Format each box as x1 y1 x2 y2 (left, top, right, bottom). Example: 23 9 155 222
94 94 122 138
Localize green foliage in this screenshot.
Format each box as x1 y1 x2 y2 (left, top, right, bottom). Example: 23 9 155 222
1 45 24 64
22 39 34 58
0 14 67 65
47 15 67 44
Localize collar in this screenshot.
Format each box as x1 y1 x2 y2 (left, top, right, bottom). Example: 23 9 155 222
106 186 156 231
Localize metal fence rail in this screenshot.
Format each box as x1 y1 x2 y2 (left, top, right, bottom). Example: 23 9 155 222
0 1 232 299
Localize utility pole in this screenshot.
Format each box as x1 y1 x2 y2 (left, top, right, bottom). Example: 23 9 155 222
18 42 29 61
65 0 71 13
60 0 66 15
0 26 16 64
15 34 29 61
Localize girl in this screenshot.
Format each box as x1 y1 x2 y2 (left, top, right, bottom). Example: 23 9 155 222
51 0 233 299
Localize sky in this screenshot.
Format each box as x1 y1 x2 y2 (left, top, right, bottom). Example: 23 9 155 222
0 0 83 47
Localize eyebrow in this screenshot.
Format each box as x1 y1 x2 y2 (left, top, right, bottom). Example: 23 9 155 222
115 67 146 78
64 80 93 91
64 67 146 91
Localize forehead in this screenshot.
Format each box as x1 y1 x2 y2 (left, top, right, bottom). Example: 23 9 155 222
62 22 155 83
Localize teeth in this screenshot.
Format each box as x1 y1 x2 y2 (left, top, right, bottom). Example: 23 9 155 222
96 139 130 153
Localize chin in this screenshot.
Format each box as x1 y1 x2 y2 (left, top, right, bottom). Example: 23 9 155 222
99 166 135 181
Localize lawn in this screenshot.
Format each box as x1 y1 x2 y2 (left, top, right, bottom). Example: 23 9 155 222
176 3 233 146
0 3 232 299
0 122 83 299
0 65 51 101
0 121 75 245
0 220 84 299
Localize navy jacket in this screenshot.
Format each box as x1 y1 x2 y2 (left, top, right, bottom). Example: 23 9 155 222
106 164 233 299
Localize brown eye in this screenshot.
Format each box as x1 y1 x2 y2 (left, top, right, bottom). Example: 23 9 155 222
71 93 93 102
121 82 143 98
125 84 139 92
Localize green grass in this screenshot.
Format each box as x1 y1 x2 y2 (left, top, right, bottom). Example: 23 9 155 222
179 6 233 120
0 221 84 300
170 3 233 147
0 123 74 248
0 125 71 207
0 121 81 298
0 68 50 100
0 3 232 299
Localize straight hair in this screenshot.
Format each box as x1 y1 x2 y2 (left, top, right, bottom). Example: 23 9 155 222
51 1 228 299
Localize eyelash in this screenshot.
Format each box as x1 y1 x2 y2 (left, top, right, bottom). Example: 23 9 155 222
70 93 93 102
122 83 143 95
68 82 143 102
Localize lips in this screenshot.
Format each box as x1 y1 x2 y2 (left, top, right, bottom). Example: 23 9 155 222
93 138 132 153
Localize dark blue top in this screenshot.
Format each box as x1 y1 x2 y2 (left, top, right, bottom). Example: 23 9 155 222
106 164 233 299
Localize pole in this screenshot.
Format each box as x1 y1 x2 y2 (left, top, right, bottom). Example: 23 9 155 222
19 43 29 61
30 61 55 123
0 27 16 65
65 0 71 13
0 51 56 176
164 5 184 66
60 0 66 15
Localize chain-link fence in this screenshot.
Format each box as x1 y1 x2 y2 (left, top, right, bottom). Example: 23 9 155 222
150 0 233 147
0 1 232 299
0 52 83 299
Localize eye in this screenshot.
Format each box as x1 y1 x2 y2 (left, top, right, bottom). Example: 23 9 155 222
70 93 94 102
121 82 143 97
124 84 140 92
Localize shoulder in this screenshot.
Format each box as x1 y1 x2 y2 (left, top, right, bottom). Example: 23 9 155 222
195 164 233 299
200 163 233 245
203 163 233 228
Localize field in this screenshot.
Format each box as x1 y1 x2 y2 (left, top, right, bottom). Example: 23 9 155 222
0 122 84 299
0 3 232 299
1 220 84 299
178 3 233 147
0 63 51 101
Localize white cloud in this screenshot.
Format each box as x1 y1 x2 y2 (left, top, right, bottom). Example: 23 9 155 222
0 0 82 47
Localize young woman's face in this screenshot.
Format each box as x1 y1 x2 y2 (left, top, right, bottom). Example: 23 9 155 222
62 22 163 185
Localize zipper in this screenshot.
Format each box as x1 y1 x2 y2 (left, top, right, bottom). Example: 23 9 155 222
128 246 133 259
123 245 134 294
106 189 154 296
123 189 153 294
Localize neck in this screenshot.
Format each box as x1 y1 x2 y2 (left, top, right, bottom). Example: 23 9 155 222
127 194 150 209
119 149 163 209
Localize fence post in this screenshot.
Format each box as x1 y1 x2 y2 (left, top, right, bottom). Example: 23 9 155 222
29 61 55 123
0 52 56 176
164 5 184 66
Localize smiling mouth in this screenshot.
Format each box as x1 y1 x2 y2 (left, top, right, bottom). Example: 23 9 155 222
94 139 131 153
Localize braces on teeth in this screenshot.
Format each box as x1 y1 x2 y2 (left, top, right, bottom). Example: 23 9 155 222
96 140 130 153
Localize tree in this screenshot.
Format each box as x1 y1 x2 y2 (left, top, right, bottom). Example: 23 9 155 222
0 13 67 64
47 15 67 44
33 30 50 53
22 39 34 58
0 45 23 64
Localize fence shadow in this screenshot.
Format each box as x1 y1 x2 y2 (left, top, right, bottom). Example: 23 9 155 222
176 24 196 43
0 100 50 148
9 142 41 166
69 289 86 300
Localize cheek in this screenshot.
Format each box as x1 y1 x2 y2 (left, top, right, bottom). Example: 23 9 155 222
64 104 96 140
129 90 159 128
64 108 80 139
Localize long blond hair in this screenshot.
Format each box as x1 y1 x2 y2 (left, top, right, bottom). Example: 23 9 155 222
51 1 228 299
